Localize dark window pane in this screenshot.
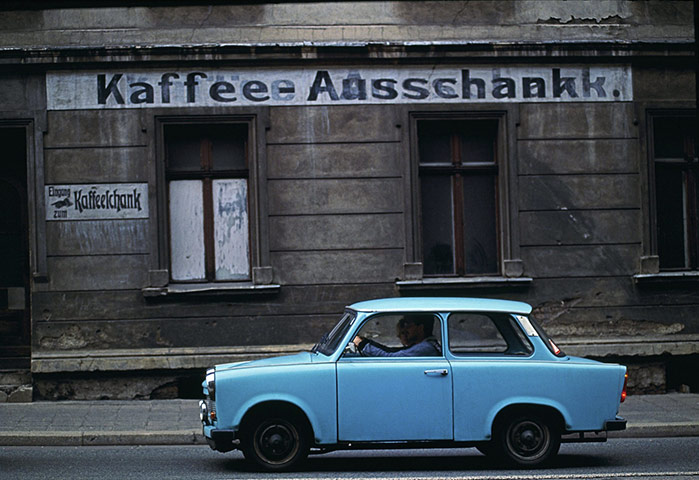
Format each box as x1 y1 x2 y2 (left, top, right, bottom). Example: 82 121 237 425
421 175 455 275
460 121 497 164
211 124 248 171
654 118 689 159
417 121 452 164
448 313 508 354
463 174 498 274
165 126 202 171
165 124 248 172
656 164 687 269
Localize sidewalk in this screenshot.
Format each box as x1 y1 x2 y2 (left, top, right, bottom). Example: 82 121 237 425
0 394 697 447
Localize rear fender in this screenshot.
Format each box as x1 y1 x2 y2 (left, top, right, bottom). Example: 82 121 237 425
486 397 572 437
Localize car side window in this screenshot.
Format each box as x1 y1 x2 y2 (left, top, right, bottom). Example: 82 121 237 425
448 313 533 356
353 313 443 357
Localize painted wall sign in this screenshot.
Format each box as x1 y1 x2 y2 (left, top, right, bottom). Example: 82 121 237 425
46 65 632 110
46 184 149 220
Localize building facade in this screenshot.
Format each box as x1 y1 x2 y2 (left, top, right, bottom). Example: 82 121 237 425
0 1 696 400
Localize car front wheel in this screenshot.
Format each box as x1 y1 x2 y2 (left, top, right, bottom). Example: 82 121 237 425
496 413 560 467
242 414 309 471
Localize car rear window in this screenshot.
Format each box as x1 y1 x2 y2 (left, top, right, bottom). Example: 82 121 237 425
519 315 566 357
448 312 533 356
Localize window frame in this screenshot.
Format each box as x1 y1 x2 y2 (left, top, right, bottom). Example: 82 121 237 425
346 312 445 360
446 312 534 357
399 106 528 288
646 109 698 272
417 118 500 277
164 122 251 283
148 111 278 297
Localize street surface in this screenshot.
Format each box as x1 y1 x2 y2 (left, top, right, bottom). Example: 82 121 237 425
1 437 698 479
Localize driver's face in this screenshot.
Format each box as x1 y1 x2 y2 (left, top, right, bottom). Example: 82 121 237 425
397 321 423 346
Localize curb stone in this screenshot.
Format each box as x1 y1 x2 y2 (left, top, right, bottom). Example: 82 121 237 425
0 430 206 447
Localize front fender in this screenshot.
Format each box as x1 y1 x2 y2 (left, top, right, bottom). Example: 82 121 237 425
233 393 328 443
215 362 337 445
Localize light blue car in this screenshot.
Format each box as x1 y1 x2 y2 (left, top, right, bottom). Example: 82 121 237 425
199 297 627 470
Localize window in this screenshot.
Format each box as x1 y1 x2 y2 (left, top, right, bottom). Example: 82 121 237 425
354 313 442 357
165 123 251 282
448 313 532 356
418 119 499 276
650 114 698 270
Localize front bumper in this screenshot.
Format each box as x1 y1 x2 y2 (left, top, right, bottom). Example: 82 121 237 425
204 427 239 452
200 400 239 452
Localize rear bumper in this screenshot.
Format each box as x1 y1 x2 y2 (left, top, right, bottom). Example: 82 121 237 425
605 416 627 431
562 416 627 443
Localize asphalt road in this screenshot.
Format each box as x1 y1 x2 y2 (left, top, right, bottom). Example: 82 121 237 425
1 438 698 480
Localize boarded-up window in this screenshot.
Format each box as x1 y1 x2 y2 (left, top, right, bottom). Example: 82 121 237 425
651 115 697 270
165 123 250 282
417 120 499 276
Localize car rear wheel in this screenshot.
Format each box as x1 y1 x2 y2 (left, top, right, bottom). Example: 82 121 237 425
496 413 560 467
242 414 309 471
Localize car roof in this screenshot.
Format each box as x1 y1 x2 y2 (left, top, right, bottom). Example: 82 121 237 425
348 297 532 315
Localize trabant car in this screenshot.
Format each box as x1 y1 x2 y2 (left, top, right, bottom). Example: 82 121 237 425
199 297 627 470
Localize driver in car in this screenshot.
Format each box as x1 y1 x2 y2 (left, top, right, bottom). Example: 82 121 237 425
352 315 441 357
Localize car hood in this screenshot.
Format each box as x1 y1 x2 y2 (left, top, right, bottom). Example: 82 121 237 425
215 352 315 372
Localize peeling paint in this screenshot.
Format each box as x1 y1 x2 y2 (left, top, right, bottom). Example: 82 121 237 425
39 326 90 350
532 297 584 322
213 179 250 281
537 15 625 25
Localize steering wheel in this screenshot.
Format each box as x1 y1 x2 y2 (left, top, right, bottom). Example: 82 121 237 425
344 338 366 356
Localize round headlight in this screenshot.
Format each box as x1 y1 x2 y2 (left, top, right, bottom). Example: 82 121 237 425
199 400 209 424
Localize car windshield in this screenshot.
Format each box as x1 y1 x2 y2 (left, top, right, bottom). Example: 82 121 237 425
313 310 357 356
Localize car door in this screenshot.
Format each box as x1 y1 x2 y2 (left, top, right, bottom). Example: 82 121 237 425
335 313 453 442
447 312 536 440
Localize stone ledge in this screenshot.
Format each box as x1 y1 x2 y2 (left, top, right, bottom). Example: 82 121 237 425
397 276 533 290
31 336 699 374
142 282 280 298
31 344 314 374
633 271 699 285
559 334 699 357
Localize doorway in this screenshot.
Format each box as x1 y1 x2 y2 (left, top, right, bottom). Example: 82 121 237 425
0 126 30 369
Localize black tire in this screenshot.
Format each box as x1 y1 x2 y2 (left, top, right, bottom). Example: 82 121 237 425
241 413 310 471
495 413 561 467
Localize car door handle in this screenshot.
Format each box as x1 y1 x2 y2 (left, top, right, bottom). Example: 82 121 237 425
424 369 449 376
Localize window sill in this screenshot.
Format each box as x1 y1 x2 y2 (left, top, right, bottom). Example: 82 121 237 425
633 271 699 285
396 276 533 291
142 282 281 298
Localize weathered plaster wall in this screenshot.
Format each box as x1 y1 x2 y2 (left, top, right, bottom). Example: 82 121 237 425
0 0 695 398
0 1 693 50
